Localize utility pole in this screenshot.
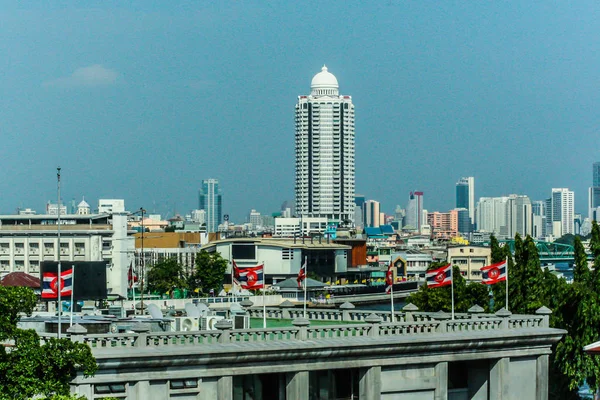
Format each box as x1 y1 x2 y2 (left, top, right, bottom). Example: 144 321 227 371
140 207 145 314
57 167 62 339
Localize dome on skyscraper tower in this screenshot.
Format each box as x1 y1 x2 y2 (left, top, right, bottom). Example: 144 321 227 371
311 65 339 89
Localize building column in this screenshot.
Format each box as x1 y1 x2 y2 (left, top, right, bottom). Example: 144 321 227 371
489 358 510 400
435 362 448 400
132 380 150 400
536 355 549 400
286 371 309 400
359 366 381 400
217 376 233 400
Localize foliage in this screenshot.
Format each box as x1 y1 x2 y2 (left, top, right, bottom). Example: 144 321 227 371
591 220 600 258
554 233 577 247
489 235 505 264
147 257 188 294
187 250 228 295
0 287 97 400
573 236 589 283
407 263 491 313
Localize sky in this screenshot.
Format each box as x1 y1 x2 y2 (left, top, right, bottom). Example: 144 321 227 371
2 2 600 222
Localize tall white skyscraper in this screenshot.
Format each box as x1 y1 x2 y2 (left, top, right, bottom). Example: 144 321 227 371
295 66 355 223
550 188 574 237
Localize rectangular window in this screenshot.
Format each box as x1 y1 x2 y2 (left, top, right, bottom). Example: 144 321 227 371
232 244 256 260
281 248 293 260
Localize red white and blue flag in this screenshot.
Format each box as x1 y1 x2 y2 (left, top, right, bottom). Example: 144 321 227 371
297 259 307 288
42 268 73 299
233 260 264 290
480 260 507 285
385 261 394 294
127 262 138 289
426 264 452 288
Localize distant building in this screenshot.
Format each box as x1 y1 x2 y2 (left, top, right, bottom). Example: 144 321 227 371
549 188 574 237
455 208 471 235
249 209 261 230
362 200 380 228
532 200 546 238
198 179 222 233
589 162 600 221
295 66 355 223
475 195 532 239
427 210 458 239
456 177 475 224
404 191 424 233
46 202 67 216
98 199 125 214
447 245 491 281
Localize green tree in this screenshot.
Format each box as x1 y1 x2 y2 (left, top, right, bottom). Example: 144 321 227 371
590 220 600 258
0 287 97 400
489 235 505 263
188 250 228 295
573 235 589 284
147 257 187 294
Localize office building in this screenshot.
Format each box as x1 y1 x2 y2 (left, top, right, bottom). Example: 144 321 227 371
198 179 222 233
549 188 575 237
456 177 475 223
427 210 458 239
589 162 600 221
455 208 471 235
504 195 532 238
403 191 424 232
295 66 355 223
362 200 381 228
532 200 546 238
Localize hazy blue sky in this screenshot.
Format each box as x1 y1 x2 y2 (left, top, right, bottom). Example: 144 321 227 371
2 2 599 221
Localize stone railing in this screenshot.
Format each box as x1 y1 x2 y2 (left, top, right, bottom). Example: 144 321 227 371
44 306 553 351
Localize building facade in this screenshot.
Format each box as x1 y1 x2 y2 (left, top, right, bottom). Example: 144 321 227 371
295 66 355 223
549 188 574 237
199 179 222 233
456 177 475 224
362 200 381 228
447 245 491 281
427 210 458 239
403 191 424 232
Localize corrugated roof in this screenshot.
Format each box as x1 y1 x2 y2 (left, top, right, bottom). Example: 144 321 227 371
1 272 41 288
364 227 382 237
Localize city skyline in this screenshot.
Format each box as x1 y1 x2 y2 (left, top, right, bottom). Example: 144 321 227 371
2 3 599 221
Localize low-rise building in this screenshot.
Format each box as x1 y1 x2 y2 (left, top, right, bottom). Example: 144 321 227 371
447 245 491 281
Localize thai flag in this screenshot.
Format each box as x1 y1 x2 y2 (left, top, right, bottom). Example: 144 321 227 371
41 268 73 299
128 262 138 289
426 264 452 288
385 261 394 294
480 260 507 285
235 263 264 290
297 259 307 288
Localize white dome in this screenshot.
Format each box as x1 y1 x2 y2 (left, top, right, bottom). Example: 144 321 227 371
311 65 338 89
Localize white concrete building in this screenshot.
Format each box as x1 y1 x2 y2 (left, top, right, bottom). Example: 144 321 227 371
295 66 355 223
476 197 508 236
274 217 329 238
0 212 133 298
98 199 125 214
550 188 575 237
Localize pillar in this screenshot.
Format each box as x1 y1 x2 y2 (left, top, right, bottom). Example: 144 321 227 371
536 355 549 400
286 371 309 400
435 362 448 400
217 376 233 400
489 357 510 400
359 366 381 400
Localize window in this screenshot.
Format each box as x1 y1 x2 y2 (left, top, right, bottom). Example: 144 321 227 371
232 244 256 260
281 248 293 260
15 260 24 270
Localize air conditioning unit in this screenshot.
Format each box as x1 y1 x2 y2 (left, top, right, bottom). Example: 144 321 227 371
200 315 224 331
174 317 200 332
233 315 250 330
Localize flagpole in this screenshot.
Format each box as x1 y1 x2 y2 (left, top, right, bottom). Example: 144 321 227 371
505 256 509 311
450 264 455 320
262 261 266 329
303 256 307 319
390 277 394 323
70 266 74 328
56 167 62 339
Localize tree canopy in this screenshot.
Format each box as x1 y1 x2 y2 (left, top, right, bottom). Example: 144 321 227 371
187 250 228 295
147 257 188 294
0 286 97 400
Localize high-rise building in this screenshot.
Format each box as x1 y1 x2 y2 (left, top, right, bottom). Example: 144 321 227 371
589 162 600 221
249 209 261 230
532 200 546 238
549 188 574 237
295 66 355 223
504 195 533 238
198 179 222 233
456 177 475 223
403 191 424 232
475 195 532 238
455 208 471 235
362 200 380 228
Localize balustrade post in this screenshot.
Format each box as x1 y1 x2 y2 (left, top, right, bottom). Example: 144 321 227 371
535 306 552 328
292 317 310 340
495 308 512 329
66 323 87 343
131 324 150 348
365 313 382 337
468 304 485 318
215 319 233 343
431 311 450 333
339 302 355 322
280 300 295 320
402 303 419 323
